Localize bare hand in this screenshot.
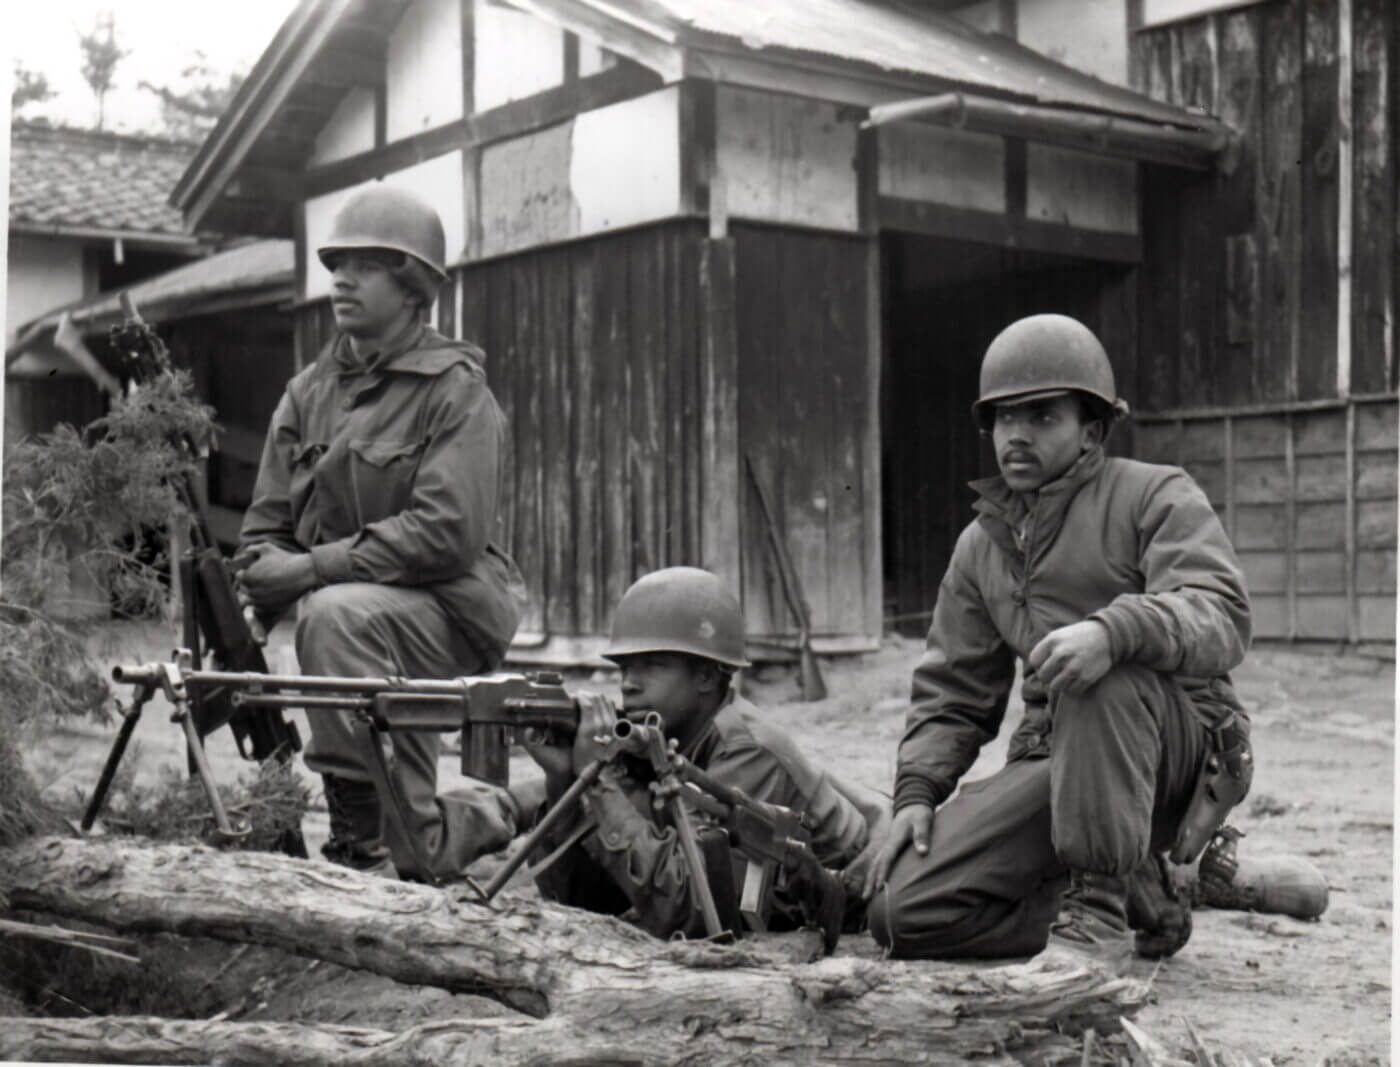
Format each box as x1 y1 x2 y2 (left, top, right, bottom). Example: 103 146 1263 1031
863 803 933 900
522 690 619 785
842 795 893 901
570 691 619 774
232 543 318 613
1027 620 1114 698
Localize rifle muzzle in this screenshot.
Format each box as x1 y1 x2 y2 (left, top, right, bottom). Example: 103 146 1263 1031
112 663 167 687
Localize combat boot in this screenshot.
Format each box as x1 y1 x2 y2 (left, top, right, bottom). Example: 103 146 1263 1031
1126 852 1192 959
1031 870 1134 975
321 774 397 878
1193 826 1329 919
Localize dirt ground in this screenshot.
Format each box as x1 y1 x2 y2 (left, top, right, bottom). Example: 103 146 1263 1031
11 620 1396 1064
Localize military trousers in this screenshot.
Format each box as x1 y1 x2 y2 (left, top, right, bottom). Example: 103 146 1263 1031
868 664 1209 959
296 582 520 882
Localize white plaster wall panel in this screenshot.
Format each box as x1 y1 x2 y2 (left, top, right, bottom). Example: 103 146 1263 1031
5 236 85 345
1026 144 1138 233
1017 0 1129 86
571 87 681 236
309 87 376 167
715 87 859 232
877 122 1006 213
474 0 565 114
302 151 466 300
577 40 618 77
386 0 463 140
479 122 576 258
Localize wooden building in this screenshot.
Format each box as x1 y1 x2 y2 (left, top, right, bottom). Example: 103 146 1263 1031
170 0 1387 660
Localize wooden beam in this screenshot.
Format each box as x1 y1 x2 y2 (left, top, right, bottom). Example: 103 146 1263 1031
1337 0 1354 397
877 197 1143 263
460 0 474 117
1134 390 1398 421
679 79 716 218
303 62 662 198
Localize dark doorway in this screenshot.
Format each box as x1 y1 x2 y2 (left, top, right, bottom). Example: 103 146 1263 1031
881 231 1134 637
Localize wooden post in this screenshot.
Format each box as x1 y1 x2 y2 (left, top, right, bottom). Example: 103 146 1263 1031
1224 414 1236 541
1285 411 1297 641
1345 399 1359 643
1337 0 1354 398
863 236 884 645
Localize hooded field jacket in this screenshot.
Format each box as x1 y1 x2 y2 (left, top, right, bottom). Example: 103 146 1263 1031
893 446 1252 814
241 324 525 667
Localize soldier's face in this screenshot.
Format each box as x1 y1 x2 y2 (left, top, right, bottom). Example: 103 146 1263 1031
328 251 416 340
615 652 715 738
991 394 1101 492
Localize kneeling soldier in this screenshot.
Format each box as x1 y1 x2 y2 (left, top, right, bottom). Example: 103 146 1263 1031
523 566 892 941
867 314 1255 973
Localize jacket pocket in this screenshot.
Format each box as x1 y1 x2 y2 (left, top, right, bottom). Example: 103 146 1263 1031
347 437 424 524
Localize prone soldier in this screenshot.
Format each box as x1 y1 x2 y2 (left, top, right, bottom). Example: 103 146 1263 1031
520 567 893 941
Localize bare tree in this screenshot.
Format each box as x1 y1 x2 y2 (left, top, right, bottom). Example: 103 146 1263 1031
76 10 128 130
139 53 244 142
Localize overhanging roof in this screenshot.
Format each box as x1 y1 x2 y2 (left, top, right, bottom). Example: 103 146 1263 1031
176 0 1234 239
6 239 294 367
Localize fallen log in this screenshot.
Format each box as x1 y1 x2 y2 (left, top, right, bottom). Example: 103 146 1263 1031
0 837 1147 1065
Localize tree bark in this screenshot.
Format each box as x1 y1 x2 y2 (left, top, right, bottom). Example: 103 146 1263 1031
0 837 1146 1065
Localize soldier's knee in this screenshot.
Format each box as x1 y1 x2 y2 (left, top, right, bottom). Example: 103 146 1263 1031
1057 663 1161 716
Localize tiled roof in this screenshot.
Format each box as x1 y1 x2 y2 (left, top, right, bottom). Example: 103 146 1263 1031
9 121 199 238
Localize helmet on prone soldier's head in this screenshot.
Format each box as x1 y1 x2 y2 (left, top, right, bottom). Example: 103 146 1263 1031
317 184 447 308
972 313 1129 432
604 567 750 669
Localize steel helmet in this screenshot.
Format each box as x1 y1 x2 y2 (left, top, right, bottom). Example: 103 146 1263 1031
317 184 448 282
973 314 1128 429
604 567 750 669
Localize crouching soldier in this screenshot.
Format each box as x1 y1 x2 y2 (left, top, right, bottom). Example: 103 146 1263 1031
522 566 892 941
236 184 528 883
866 314 1256 974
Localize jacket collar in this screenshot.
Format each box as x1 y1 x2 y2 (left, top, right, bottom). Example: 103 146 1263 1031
970 447 1107 561
320 325 487 379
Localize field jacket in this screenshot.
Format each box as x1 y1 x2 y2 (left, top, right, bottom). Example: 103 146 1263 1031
536 694 869 939
893 446 1252 814
240 323 525 666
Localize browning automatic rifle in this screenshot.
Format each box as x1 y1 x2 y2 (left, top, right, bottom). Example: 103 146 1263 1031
95 658 575 878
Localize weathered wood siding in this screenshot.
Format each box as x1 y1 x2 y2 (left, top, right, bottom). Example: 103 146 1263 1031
733 223 880 649
448 221 731 641
1132 0 1396 404
1136 399 1396 642
1131 0 1397 643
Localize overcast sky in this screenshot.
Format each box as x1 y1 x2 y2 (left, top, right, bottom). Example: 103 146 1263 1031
6 0 299 136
